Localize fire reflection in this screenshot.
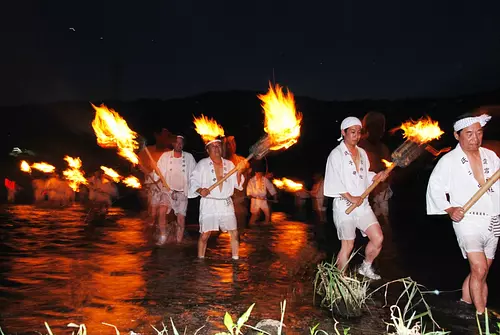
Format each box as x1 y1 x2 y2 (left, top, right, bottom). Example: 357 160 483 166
0 206 156 333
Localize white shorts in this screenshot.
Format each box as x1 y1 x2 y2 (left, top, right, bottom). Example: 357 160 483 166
332 198 379 240
250 198 269 214
453 215 499 259
150 188 170 207
199 214 237 233
170 191 188 216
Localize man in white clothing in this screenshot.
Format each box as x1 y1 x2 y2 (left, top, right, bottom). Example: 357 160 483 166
157 135 196 243
426 113 499 316
190 138 246 259
324 116 389 280
138 128 175 245
246 168 278 225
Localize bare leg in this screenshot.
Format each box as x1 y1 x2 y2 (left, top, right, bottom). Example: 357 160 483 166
228 229 239 258
158 205 168 236
461 274 472 304
176 214 186 243
337 239 355 270
198 231 211 258
466 252 490 314
364 223 384 263
249 212 259 226
262 207 271 225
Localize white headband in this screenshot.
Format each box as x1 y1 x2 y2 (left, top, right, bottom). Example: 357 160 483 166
205 139 221 147
337 117 362 141
177 135 184 139
453 114 491 132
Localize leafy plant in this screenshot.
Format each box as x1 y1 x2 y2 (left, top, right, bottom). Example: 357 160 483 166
313 253 370 318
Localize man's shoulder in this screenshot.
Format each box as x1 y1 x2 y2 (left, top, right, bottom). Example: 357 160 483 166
327 144 343 158
183 151 196 160
481 146 499 158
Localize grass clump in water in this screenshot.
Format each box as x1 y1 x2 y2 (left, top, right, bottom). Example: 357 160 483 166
313 253 370 318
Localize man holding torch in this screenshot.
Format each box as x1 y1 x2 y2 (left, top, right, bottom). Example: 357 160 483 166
426 113 499 316
324 116 390 280
190 138 247 260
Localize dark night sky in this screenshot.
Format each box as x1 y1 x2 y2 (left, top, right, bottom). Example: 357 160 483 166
3 0 500 105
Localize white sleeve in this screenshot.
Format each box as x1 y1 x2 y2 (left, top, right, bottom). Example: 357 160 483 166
189 161 202 199
157 153 168 178
246 179 254 196
426 156 452 215
266 178 277 196
187 154 197 176
324 150 347 197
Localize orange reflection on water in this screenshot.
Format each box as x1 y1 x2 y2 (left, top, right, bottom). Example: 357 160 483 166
1 205 155 334
271 214 308 259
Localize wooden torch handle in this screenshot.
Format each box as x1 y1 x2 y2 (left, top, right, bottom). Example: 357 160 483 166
207 153 253 192
345 164 396 215
143 147 171 192
463 169 500 213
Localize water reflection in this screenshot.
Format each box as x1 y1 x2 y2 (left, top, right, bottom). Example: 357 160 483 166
0 206 321 334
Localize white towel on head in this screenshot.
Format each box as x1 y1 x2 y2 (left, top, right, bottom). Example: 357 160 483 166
453 114 491 132
337 117 362 141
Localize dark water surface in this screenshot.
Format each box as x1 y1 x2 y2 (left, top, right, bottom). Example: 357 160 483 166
0 199 498 335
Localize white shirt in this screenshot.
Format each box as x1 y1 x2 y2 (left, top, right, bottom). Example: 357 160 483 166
324 141 376 214
189 157 245 215
426 144 500 217
157 150 196 195
246 176 277 199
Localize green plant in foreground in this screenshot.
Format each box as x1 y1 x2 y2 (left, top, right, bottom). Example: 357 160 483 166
313 253 370 318
476 308 500 335
367 278 449 335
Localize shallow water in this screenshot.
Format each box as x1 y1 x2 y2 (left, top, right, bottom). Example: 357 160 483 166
0 198 498 335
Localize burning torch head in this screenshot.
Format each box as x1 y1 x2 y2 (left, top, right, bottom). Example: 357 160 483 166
391 140 425 168
249 135 272 160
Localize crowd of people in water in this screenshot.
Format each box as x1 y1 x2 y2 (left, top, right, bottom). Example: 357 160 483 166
3 109 499 321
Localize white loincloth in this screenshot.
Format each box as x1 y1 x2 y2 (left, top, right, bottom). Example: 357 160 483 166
250 198 269 214
199 197 237 233
453 215 499 259
332 197 379 240
170 191 188 216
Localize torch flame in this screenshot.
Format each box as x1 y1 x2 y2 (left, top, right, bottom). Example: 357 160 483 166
122 176 141 189
31 162 56 173
20 160 56 174
391 116 444 144
20 160 32 173
273 177 303 192
100 166 122 183
193 114 225 143
258 83 302 150
62 156 87 192
382 159 395 168
91 103 140 165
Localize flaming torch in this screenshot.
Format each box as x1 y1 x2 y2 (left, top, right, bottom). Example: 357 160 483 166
62 156 88 192
31 162 56 173
20 160 32 173
100 166 142 189
273 177 304 192
199 83 302 192
346 116 444 214
123 176 142 189
91 103 170 191
20 161 56 174
100 166 122 183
